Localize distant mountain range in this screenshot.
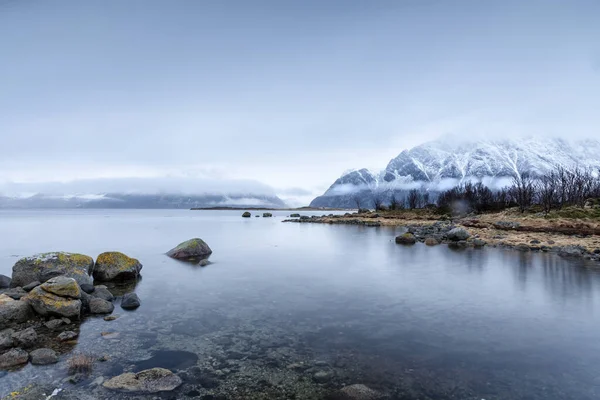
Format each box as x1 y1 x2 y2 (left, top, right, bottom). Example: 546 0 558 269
310 137 600 208
0 193 286 209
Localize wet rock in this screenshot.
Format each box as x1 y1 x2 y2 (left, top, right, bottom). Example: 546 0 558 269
91 285 114 302
395 233 416 245
103 367 182 393
94 252 143 281
11 328 37 348
263 212 273 217
1 287 27 300
121 293 141 310
331 384 383 400
473 238 487 247
166 238 212 261
23 286 82 318
41 276 81 299
516 244 530 252
313 370 334 383
424 237 439 246
0 274 10 289
30 348 58 365
89 298 114 314
57 330 78 342
22 281 41 292
290 213 300 218
0 348 29 369
446 227 470 241
242 212 251 218
0 296 33 324
198 259 210 267
104 315 119 321
558 245 587 258
10 252 94 288
80 284 95 294
44 319 66 330
448 240 468 249
0 329 14 350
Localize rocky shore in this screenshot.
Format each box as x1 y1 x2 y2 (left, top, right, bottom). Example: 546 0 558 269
283 211 600 264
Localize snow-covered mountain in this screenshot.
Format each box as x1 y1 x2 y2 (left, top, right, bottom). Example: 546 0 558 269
310 137 600 208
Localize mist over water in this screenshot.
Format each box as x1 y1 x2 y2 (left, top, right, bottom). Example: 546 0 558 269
1 210 600 399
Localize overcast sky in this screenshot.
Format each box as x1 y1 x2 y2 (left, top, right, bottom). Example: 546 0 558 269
1 0 599 205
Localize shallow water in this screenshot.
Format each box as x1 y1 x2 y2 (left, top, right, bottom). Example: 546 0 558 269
1 209 600 399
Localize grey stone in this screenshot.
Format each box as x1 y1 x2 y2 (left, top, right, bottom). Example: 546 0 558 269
89 298 114 314
45 319 66 330
103 368 182 393
0 348 29 369
80 283 95 294
40 276 81 299
0 297 33 324
23 286 82 318
121 293 141 310
473 239 487 247
30 348 58 365
446 227 471 241
262 213 273 217
242 212 251 218
395 233 416 245
58 331 78 342
22 281 41 292
0 274 11 289
91 285 114 301
1 287 27 300
166 238 212 261
11 328 38 348
0 329 14 350
10 252 94 288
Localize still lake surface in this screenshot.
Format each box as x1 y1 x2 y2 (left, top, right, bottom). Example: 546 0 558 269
1 209 600 399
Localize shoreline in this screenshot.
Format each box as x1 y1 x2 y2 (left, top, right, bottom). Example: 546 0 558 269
283 210 600 264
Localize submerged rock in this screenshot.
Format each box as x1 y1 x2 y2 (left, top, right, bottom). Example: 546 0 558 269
94 252 143 281
30 348 58 365
242 212 251 218
0 348 29 369
41 276 81 299
395 233 416 245
121 293 141 310
0 296 33 324
0 274 10 289
103 367 182 393
166 238 212 261
446 227 471 241
11 252 94 288
89 298 114 314
23 286 82 318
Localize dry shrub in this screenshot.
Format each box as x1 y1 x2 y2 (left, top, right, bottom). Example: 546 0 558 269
67 353 95 375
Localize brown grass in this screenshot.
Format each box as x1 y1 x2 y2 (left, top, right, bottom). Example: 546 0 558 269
67 353 95 375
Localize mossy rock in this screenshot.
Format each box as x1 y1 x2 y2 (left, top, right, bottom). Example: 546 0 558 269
242 212 251 218
166 238 212 261
395 233 416 245
11 252 94 288
23 286 82 318
94 252 143 281
40 276 81 299
290 213 301 218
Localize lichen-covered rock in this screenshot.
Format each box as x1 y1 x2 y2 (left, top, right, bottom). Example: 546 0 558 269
23 286 82 318
166 238 212 261
446 227 471 241
11 252 94 288
40 276 81 299
395 233 416 245
121 293 141 310
103 368 182 393
0 296 33 324
0 274 10 289
93 252 143 281
0 348 29 369
29 348 58 365
11 328 37 348
242 212 251 218
89 298 114 314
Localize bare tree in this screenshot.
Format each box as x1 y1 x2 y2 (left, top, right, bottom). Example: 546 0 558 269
352 195 361 210
537 172 557 215
510 173 535 213
372 192 384 211
407 189 420 209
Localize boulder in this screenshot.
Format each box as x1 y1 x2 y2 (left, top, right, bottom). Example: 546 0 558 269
0 274 10 289
395 233 416 245
0 348 29 369
22 281 41 292
91 285 114 301
473 239 487 247
80 284 95 294
166 238 212 261
0 329 14 350
40 276 81 299
0 296 33 324
93 252 143 281
290 213 301 218
23 286 82 318
11 328 37 348
11 252 94 288
331 384 383 400
446 227 471 241
103 368 182 393
121 293 141 310
1 287 27 300
44 319 66 331
89 298 114 314
424 237 439 246
242 212 251 218
263 213 273 218
29 348 58 365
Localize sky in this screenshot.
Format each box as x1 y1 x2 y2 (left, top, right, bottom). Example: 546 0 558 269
1 0 599 206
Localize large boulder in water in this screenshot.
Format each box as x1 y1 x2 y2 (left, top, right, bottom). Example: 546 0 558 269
242 212 251 218
23 285 82 318
166 238 212 261
103 368 182 393
395 233 416 245
93 252 143 281
11 252 94 288
446 227 470 241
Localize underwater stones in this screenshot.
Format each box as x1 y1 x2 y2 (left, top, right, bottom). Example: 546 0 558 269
242 212 251 218
23 286 82 319
0 296 33 324
11 252 94 288
395 233 416 245
94 252 143 281
446 227 471 241
29 348 58 365
313 370 334 383
89 298 114 314
103 367 182 393
121 293 141 310
0 274 10 289
0 348 29 369
41 276 81 299
166 238 212 261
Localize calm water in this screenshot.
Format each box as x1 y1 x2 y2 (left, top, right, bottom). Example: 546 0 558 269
1 209 600 399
